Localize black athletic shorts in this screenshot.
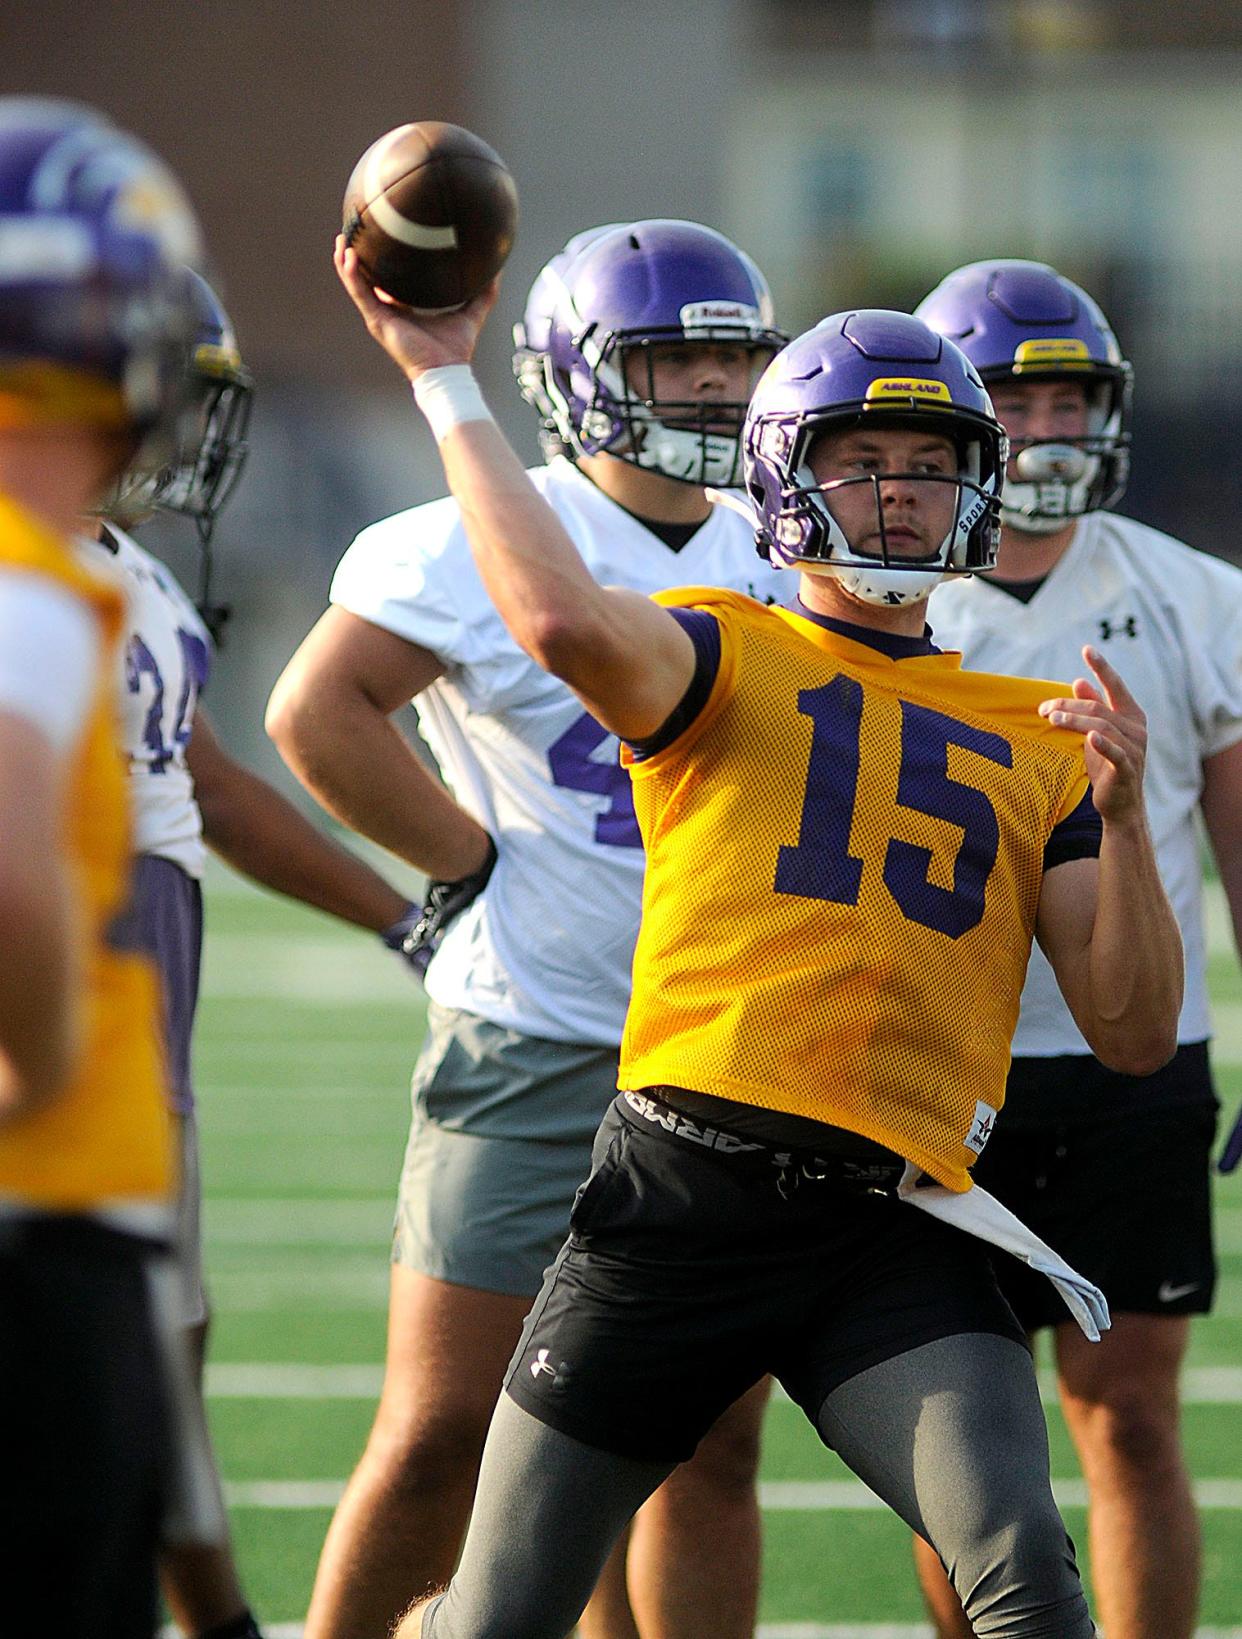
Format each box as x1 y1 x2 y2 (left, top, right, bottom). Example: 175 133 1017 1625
505 1092 1026 1463
973 1046 1218 1330
0 1213 171 1638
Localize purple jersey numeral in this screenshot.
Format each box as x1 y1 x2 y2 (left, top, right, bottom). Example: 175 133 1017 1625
125 626 209 775
547 711 642 848
776 677 1011 938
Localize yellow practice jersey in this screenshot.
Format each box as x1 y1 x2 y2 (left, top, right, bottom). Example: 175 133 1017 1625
0 493 172 1216
619 589 1093 1192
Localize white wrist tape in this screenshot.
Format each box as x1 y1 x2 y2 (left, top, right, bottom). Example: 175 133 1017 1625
412 365 493 441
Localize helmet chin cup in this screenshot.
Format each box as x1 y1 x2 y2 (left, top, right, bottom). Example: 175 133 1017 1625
810 559 945 607
1014 442 1089 483
1000 504 1072 536
643 421 739 486
1003 441 1100 534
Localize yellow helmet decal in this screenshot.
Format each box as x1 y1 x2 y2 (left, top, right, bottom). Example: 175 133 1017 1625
193 341 243 379
864 377 952 407
1012 338 1091 371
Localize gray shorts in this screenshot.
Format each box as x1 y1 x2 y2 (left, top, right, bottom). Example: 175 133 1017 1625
393 1004 619 1297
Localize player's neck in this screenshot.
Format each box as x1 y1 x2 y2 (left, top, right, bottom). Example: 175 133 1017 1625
993 519 1078 582
797 574 929 638
0 431 122 539
576 451 712 526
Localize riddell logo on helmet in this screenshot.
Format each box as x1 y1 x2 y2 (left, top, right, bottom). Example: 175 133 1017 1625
679 301 759 331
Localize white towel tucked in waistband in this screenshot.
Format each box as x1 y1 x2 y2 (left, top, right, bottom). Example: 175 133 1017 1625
896 1163 1111 1342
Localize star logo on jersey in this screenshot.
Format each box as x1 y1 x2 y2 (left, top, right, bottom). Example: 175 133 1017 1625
964 1100 998 1157
1098 615 1139 641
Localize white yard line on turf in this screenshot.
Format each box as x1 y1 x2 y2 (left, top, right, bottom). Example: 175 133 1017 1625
221 1477 1242 1511
205 1362 1242 1402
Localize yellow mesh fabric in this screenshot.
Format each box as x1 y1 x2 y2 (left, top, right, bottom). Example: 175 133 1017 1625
619 589 1090 1192
0 495 172 1210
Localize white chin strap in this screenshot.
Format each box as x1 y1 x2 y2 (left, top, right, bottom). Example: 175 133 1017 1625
807 559 946 607
1002 442 1096 536
633 411 738 485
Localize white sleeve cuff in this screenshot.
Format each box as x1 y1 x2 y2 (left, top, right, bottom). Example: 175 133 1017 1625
412 365 494 441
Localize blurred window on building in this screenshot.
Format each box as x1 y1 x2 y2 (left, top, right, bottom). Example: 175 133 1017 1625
1012 1 1111 50
801 139 872 235
874 0 1001 46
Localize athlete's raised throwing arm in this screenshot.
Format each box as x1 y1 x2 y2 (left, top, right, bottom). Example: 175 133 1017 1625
335 241 1181 1082
334 240 694 742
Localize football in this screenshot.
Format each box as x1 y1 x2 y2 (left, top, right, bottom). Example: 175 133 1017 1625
342 121 518 312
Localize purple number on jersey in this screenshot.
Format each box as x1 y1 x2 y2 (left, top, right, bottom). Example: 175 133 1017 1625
172 628 210 755
776 677 1012 938
125 626 211 774
126 635 172 773
547 711 642 848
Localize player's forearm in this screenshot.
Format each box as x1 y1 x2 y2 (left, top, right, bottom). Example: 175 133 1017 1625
1205 816 1242 957
199 759 410 931
1082 816 1183 1072
267 691 490 881
440 418 616 685
0 870 80 1118
1218 849 1242 966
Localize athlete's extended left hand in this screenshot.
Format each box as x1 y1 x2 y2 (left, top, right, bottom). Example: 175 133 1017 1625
334 236 500 384
1038 646 1148 826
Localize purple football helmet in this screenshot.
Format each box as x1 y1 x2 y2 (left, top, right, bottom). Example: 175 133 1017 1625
0 98 203 449
512 223 627 459
915 260 1131 534
744 310 1006 606
156 270 253 528
542 219 786 486
113 271 253 531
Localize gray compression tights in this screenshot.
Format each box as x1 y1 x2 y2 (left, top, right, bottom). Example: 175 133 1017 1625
819 1333 1095 1638
421 1394 674 1639
422 1334 1094 1639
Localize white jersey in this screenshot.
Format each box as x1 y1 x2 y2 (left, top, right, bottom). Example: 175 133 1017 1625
80 528 212 879
331 456 785 1044
929 510 1242 1056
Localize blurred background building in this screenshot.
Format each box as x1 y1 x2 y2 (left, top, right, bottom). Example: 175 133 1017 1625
9 0 1241 779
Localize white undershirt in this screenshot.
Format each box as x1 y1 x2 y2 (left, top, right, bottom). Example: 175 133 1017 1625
0 570 99 752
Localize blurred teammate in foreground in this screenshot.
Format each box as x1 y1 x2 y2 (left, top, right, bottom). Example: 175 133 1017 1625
916 259 1242 1639
0 97 201 1636
87 270 427 1639
328 236 1183 1637
268 221 786 1639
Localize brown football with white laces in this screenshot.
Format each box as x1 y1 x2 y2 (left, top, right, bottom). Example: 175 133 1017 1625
342 121 518 312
